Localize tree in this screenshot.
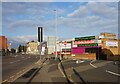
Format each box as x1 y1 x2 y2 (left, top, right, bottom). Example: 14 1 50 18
18 45 27 52
23 46 27 52
18 45 22 52
11 48 16 54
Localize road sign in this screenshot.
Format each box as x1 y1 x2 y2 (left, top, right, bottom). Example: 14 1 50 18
64 41 67 45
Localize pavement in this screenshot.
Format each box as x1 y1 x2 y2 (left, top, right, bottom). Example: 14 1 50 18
30 58 68 83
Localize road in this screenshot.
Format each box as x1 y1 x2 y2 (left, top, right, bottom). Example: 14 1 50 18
3 56 120 83
61 59 119 83
26 58 120 83
2 54 41 82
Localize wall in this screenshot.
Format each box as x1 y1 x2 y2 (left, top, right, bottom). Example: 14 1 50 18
0 36 7 49
26 42 39 54
72 47 85 54
72 46 101 54
102 38 119 55
69 53 96 60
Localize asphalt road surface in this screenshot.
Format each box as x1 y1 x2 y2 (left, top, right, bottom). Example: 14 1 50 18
61 59 120 83
4 57 120 84
2 54 40 82
29 58 120 83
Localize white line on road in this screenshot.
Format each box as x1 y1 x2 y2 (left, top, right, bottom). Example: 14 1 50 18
2 59 41 83
106 70 120 77
58 62 66 77
23 58 29 60
10 60 20 64
90 60 97 68
58 60 77 83
2 79 8 83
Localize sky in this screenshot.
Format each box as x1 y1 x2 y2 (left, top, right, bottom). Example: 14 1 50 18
1 1 119 48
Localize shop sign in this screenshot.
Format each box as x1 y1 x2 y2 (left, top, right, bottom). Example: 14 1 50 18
75 36 95 41
106 41 118 46
74 40 94 45
78 43 98 47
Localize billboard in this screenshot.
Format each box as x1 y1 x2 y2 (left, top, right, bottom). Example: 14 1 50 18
47 36 56 46
78 43 98 47
75 36 95 41
106 41 118 46
47 36 56 54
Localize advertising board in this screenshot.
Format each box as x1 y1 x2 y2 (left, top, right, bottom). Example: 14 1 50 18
75 36 95 41
106 41 118 46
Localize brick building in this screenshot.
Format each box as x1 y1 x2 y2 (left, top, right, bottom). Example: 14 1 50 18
0 36 8 49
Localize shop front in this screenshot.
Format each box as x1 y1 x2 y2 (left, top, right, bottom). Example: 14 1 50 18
72 36 102 60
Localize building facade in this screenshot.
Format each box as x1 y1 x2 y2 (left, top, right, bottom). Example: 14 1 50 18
26 41 39 54
71 32 120 60
99 32 120 59
0 36 8 50
0 36 8 56
72 36 101 60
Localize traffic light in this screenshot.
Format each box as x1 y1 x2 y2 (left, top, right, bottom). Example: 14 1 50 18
38 27 43 42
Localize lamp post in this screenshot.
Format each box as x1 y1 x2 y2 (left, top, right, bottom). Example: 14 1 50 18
9 42 11 55
54 9 58 60
58 41 62 60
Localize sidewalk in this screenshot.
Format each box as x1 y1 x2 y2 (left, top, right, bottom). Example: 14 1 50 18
30 59 68 83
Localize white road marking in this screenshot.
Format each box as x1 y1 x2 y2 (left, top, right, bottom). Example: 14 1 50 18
2 79 8 83
58 60 77 83
35 60 40 64
106 70 120 77
23 58 28 60
10 60 20 64
58 62 66 77
2 59 40 83
90 60 97 68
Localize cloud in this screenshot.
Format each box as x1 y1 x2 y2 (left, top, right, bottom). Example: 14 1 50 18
9 35 37 43
2 0 119 2
9 20 38 29
3 2 118 40
87 2 118 19
8 34 49 43
67 6 89 18
2 0 55 2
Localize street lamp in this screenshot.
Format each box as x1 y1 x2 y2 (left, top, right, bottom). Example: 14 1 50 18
57 41 62 60
54 9 58 60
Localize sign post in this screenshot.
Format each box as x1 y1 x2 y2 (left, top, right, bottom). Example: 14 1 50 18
64 41 67 59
